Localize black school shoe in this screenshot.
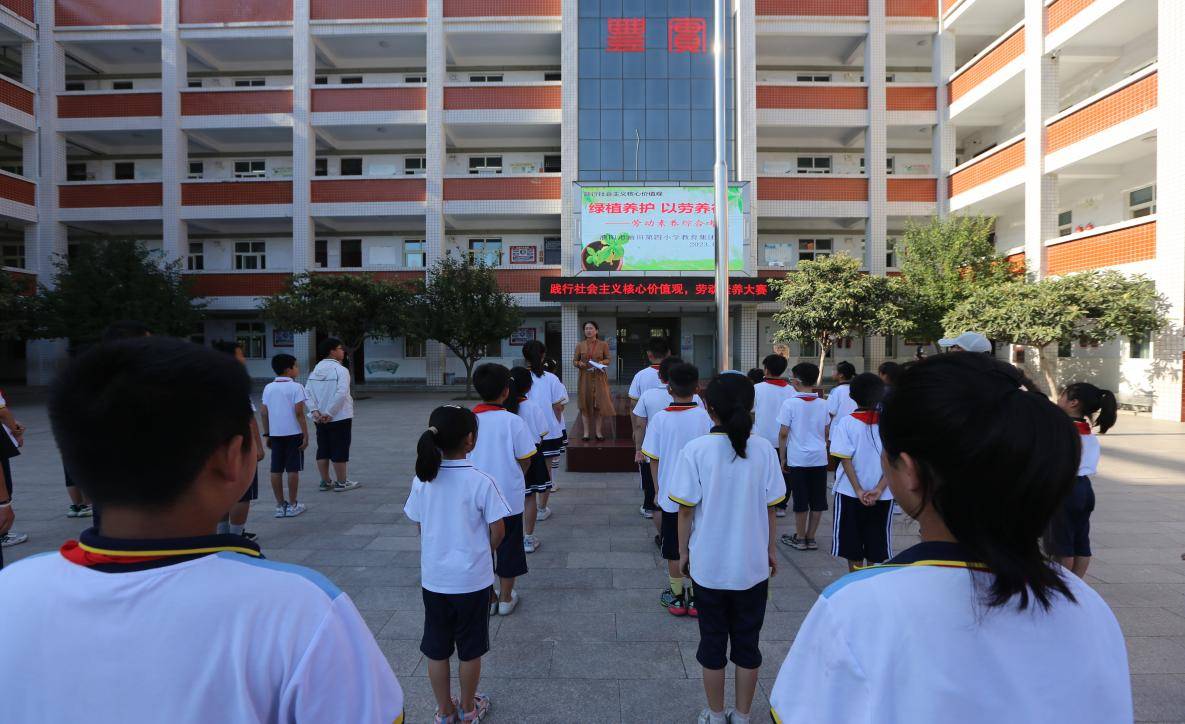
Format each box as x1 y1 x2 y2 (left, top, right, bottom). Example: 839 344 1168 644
780 533 808 550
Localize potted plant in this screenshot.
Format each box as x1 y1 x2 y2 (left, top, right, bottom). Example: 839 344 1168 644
581 232 630 271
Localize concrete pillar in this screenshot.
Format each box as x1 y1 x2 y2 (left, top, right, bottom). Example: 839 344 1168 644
866 0 887 277
291 0 315 367
561 303 579 395
736 0 758 270
161 0 187 263
560 0 578 273
738 304 758 371
1023 0 1057 280
424 0 448 385
933 28 956 215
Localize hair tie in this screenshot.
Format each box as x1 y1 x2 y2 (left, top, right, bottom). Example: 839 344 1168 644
427 426 438 434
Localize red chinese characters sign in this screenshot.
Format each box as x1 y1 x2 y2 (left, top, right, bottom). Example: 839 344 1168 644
539 277 777 302
605 17 708 54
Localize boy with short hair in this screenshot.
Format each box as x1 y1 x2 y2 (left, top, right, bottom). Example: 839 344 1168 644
777 363 830 551
261 354 309 519
0 337 404 722
471 363 538 616
826 360 858 422
212 340 265 540
633 356 702 540
631 336 672 521
829 373 893 571
306 337 360 493
753 354 793 517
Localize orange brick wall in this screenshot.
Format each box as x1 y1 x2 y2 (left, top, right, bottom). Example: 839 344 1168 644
444 86 561 110
757 177 869 202
443 0 559 16
886 85 936 111
756 0 867 15
312 87 425 112
1 0 33 21
495 269 560 293
444 177 560 201
58 92 161 118
1046 73 1157 154
4 269 36 295
949 26 1024 103
59 183 161 208
756 85 867 110
311 0 425 19
949 139 1024 197
1047 0 1093 33
181 90 293 116
311 179 426 203
887 177 937 202
55 0 158 25
0 77 32 115
180 0 291 23
886 0 936 16
941 0 966 15
187 273 292 297
0 174 34 205
1006 252 1025 273
181 181 292 206
1046 221 1156 275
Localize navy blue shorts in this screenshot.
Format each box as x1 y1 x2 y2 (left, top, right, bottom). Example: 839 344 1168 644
494 513 528 578
239 470 259 503
640 461 658 511
421 586 492 662
315 419 352 463
269 434 304 474
660 510 680 561
789 466 828 513
1050 476 1095 557
693 578 769 670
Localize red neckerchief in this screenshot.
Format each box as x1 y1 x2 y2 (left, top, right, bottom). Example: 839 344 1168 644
59 537 261 568
763 378 789 387
1073 419 1092 435
474 403 504 414
649 364 660 370
851 410 879 425
796 393 819 402
663 401 698 412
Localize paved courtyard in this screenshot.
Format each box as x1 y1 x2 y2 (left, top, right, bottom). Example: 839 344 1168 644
3 388 1185 722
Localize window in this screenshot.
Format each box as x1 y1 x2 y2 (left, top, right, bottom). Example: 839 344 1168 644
1130 333 1151 359
796 73 830 82
885 238 898 269
468 238 503 266
234 241 267 270
66 163 88 181
233 160 266 178
314 76 328 85
186 242 204 271
340 239 362 268
1 242 24 268
188 161 204 179
883 335 896 358
404 157 426 175
796 156 831 174
885 157 895 175
234 78 265 87
314 158 328 177
544 71 561 81
314 239 328 269
469 74 504 83
404 239 425 268
482 338 502 357
64 81 85 91
1128 185 1156 218
468 156 503 174
404 337 425 358
543 236 561 265
542 154 561 173
111 81 133 90
340 158 363 176
884 73 896 83
340 76 363 84
0 164 22 176
798 238 832 264
114 162 135 180
800 340 819 358
235 322 266 359
404 75 426 84
1058 210 1073 236
187 79 203 88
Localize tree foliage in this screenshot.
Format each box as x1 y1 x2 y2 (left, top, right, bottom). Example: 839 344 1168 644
0 270 33 341
896 215 1019 345
771 254 911 383
30 240 204 344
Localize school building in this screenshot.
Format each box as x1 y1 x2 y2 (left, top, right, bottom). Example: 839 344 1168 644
0 0 1181 419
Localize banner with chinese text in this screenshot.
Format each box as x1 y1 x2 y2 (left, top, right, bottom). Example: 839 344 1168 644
539 276 777 302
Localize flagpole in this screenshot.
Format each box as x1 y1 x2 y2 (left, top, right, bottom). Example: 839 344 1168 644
712 0 730 373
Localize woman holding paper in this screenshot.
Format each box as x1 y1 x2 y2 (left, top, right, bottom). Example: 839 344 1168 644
573 321 615 441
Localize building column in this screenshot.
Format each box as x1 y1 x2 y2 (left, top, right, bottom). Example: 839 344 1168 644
736 0 758 270
933 27 956 215
738 304 758 371
560 0 578 273
161 0 186 265
1023 0 1057 280
561 303 579 395
291 0 315 366
424 0 448 385
866 0 887 277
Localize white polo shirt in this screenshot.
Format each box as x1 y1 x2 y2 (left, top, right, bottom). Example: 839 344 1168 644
0 548 405 723
632 386 703 420
776 393 830 468
628 364 664 400
469 405 537 515
640 403 713 514
830 411 890 500
404 460 512 594
667 433 785 590
305 359 353 422
526 370 568 440
769 542 1132 724
753 379 793 448
515 396 550 443
1075 420 1101 476
261 376 307 437
826 382 857 420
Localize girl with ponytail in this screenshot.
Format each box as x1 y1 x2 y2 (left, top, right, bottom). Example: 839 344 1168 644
405 405 510 723
667 373 785 724
521 339 569 506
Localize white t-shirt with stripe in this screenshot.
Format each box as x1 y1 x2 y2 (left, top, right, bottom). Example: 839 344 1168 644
826 382 857 421
640 403 713 514
1075 420 1101 476
469 405 537 515
776 393 830 468
628 364 664 400
631 387 703 420
753 379 794 448
829 411 891 500
526 370 568 440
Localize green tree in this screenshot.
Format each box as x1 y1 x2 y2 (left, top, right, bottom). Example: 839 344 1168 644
31 240 204 345
0 270 34 341
944 270 1168 394
261 272 416 381
771 254 911 384
409 255 523 397
896 215 1019 347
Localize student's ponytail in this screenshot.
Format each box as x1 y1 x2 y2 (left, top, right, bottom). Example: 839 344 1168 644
1096 389 1117 434
703 373 755 459
522 340 547 377
415 405 478 482
503 375 521 414
1064 382 1118 434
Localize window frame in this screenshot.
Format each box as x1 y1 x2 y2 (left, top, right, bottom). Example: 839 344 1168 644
113 161 136 180
66 162 89 181
468 237 503 266
403 239 425 268
233 240 267 270
339 157 364 177
233 78 266 88
542 154 561 173
340 239 363 268
235 321 267 359
468 74 504 83
186 241 204 271
797 238 833 265
1 242 25 269
543 236 561 265
404 336 425 358
233 160 267 178
468 156 504 175
1127 184 1156 219
339 76 364 85
404 157 426 175
1058 210 1073 236
795 73 831 82
111 80 134 90
796 156 832 175
314 239 328 269
188 161 204 179
314 158 328 177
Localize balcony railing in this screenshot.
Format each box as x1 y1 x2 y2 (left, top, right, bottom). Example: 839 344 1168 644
887 177 938 202
948 136 1024 197
757 176 868 202
181 179 293 206
886 84 937 111
1 0 33 21
443 175 560 201
1046 0 1093 34
180 0 291 23
886 0 936 16
0 171 34 206
186 272 292 297
58 91 162 119
756 84 866 110
311 178 426 203
59 181 162 208
949 23 1024 103
443 84 561 111
443 0 560 17
1046 69 1157 155
1046 217 1156 275
755 0 868 15
0 76 33 116
181 88 293 116
311 0 425 20
55 0 158 26
311 86 425 113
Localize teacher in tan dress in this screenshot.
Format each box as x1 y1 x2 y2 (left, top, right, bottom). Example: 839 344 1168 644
573 321 615 441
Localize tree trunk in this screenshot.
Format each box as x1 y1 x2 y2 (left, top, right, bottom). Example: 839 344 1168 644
816 342 828 388
344 342 362 385
462 359 475 399
1036 343 1057 398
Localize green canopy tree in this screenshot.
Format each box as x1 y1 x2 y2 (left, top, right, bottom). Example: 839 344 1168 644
409 255 523 397
896 215 1019 348
944 270 1168 394
0 270 34 341
261 272 417 382
31 240 204 346
771 254 912 384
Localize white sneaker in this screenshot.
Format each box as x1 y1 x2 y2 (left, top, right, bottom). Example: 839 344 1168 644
333 479 361 492
1 532 29 547
639 505 654 519
775 508 787 518
536 506 553 521
497 590 519 616
273 503 288 518
523 534 541 553
697 708 727 724
286 501 307 517
489 598 499 616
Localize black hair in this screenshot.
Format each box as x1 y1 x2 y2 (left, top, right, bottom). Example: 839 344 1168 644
319 337 343 359
582 320 600 333
415 405 478 482
762 353 788 377
509 365 535 407
101 319 151 342
835 360 856 381
49 337 253 508
669 363 699 398
522 339 547 377
473 362 511 404
271 353 297 376
747 368 765 385
646 336 670 358
703 373 754 459
791 362 819 387
878 361 903 387
211 339 242 357
657 355 683 383
849 372 885 409
542 357 559 375
879 353 1079 611
1063 382 1118 434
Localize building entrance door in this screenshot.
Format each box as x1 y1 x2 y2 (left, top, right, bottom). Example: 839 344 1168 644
616 317 680 384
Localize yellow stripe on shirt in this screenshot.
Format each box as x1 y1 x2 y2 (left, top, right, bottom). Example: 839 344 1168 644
516 449 538 460
641 449 658 460
77 542 262 558
767 495 787 507
830 452 853 459
668 494 696 507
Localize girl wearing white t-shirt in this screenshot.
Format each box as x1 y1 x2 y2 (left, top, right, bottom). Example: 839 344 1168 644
509 367 551 554
769 353 1132 724
668 373 784 724
405 405 511 724
522 341 567 505
829 373 893 572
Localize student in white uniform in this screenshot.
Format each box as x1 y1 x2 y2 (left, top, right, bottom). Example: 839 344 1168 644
406 405 511 724
1050 382 1117 579
769 353 1132 724
633 356 702 539
776 362 830 551
641 362 712 616
630 337 672 521
828 373 893 572
508 367 551 554
825 360 857 422
522 341 567 513
669 373 784 724
752 354 793 517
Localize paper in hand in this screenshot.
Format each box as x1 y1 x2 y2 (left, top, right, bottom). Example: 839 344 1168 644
588 360 607 371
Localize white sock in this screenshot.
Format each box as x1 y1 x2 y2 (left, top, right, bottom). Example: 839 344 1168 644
709 711 727 724
216 521 230 535
229 524 245 535
730 712 751 723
